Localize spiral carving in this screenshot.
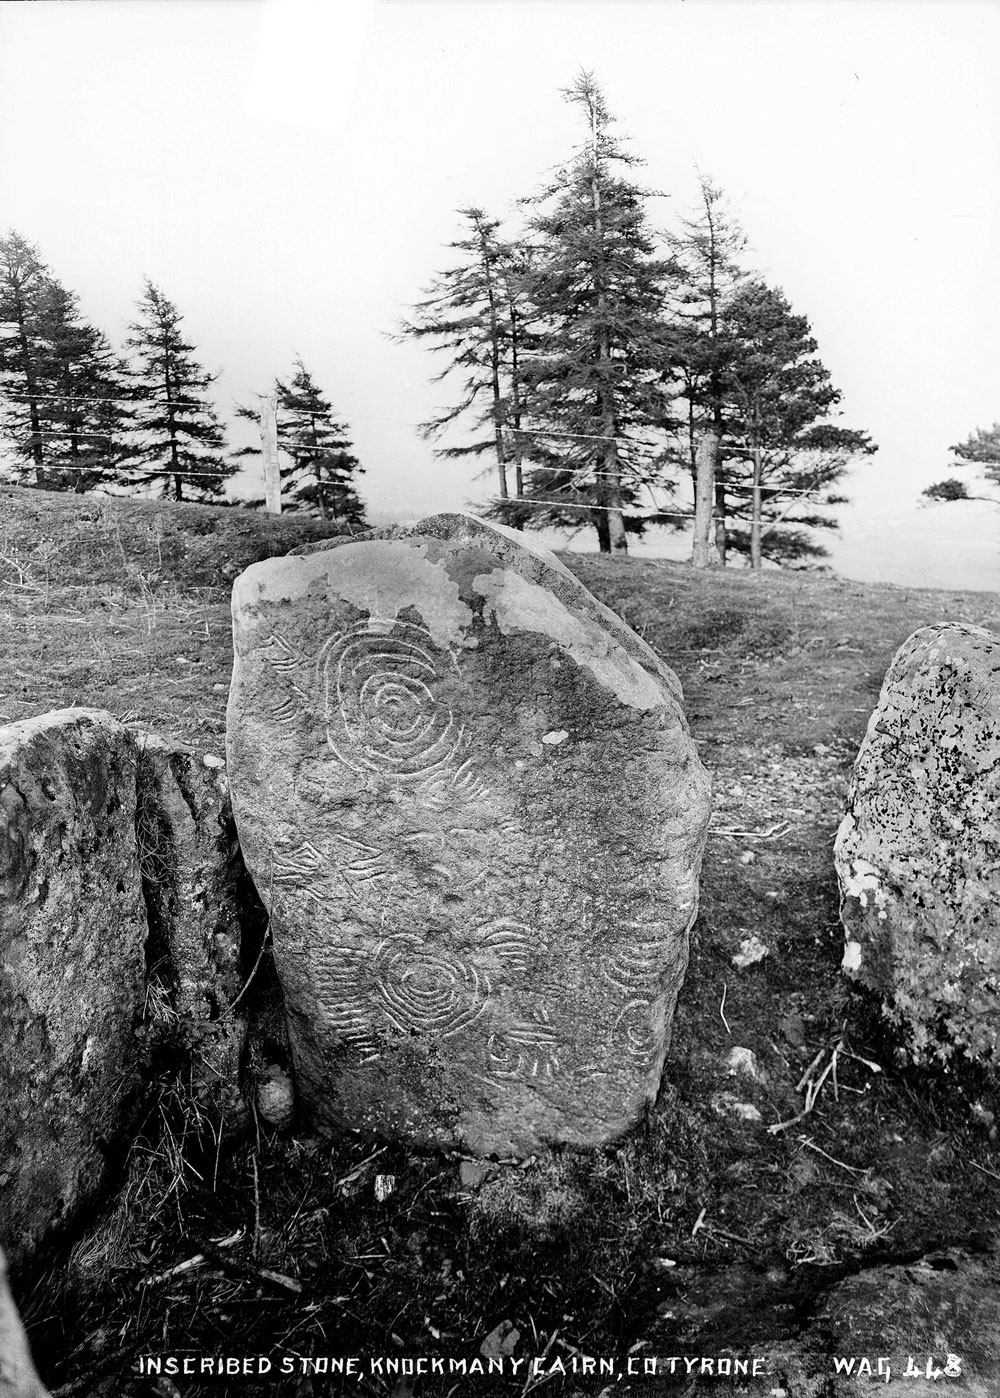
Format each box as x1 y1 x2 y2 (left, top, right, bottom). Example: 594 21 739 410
320 622 465 780
373 935 490 1038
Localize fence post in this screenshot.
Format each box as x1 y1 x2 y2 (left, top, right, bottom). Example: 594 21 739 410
259 394 281 514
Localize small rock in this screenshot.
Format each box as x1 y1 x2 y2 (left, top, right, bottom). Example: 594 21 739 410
780 1013 808 1050
459 1159 490 1190
256 1065 294 1130
732 934 769 968
202 752 225 769
725 1046 767 1083
710 1092 762 1122
739 850 756 865
480 1320 520 1361
541 729 569 746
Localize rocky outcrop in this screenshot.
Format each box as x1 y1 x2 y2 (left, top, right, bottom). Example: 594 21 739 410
0 710 147 1271
227 512 712 1156
835 623 1000 1065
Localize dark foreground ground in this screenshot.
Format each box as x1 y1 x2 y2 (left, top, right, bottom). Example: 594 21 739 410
2 486 998 1396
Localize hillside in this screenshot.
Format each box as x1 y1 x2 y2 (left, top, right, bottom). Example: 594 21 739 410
5 485 999 1396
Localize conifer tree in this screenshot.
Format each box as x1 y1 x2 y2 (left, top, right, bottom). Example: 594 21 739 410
235 359 368 523
924 425 1000 504
0 231 54 481
516 73 674 553
28 280 135 491
125 280 229 501
399 208 532 509
662 176 749 564
0 233 134 490
718 281 875 567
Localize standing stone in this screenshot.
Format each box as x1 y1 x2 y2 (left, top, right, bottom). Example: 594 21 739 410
228 513 712 1155
0 711 147 1268
835 623 1000 1065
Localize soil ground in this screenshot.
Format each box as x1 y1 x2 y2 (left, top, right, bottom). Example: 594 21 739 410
3 486 999 1397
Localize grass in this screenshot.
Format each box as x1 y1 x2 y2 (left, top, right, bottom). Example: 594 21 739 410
3 484 999 1397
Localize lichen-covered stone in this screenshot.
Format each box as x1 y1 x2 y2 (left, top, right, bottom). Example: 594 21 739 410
227 513 712 1155
0 710 147 1268
135 736 248 1122
835 623 1000 1064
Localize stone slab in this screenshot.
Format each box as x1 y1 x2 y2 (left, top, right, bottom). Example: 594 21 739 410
227 513 712 1155
835 623 1000 1065
0 710 147 1268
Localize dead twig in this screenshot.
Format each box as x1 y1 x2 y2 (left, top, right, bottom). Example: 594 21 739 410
800 1137 870 1177
709 820 791 840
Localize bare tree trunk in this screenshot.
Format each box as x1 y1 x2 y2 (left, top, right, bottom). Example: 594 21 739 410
750 443 763 570
714 479 728 563
691 428 720 568
604 437 628 552
595 507 611 553
587 87 627 555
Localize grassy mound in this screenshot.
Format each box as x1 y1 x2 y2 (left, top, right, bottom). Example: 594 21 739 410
4 485 999 1397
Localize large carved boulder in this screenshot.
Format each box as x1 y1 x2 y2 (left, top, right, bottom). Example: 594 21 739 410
227 513 712 1155
0 711 147 1269
835 623 1000 1064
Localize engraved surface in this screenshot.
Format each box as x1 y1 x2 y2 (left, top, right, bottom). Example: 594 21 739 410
227 513 712 1156
373 934 491 1037
320 621 466 780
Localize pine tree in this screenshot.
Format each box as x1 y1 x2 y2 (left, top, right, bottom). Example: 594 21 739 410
399 208 532 509
235 359 368 524
923 425 1000 503
125 280 229 502
516 73 674 554
0 233 134 491
0 231 53 481
662 176 749 564
718 281 875 568
28 280 135 491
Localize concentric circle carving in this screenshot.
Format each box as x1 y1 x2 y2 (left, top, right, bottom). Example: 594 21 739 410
320 621 464 779
373 935 490 1038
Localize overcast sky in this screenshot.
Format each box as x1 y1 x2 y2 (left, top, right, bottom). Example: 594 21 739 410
0 0 997 590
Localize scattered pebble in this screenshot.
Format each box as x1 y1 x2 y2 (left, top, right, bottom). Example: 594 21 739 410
203 753 225 769
725 1046 767 1083
541 729 569 745
459 1159 490 1189
710 1092 762 1123
732 934 769 968
256 1065 294 1130
739 850 756 865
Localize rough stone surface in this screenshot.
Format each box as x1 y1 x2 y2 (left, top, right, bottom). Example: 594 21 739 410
135 736 249 1121
622 1244 1000 1396
0 710 147 1269
227 513 712 1155
0 1246 50 1398
834 623 1000 1065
